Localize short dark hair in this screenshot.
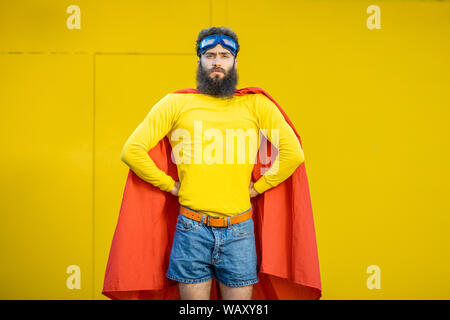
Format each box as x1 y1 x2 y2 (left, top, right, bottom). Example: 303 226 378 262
196 26 240 58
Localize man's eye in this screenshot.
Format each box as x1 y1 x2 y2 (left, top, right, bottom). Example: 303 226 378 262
205 54 229 58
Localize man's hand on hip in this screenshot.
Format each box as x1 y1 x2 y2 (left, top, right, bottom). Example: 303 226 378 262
169 181 181 197
249 181 260 198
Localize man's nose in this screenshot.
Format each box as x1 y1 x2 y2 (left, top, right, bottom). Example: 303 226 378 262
212 57 222 66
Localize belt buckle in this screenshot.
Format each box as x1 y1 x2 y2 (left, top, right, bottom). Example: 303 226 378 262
205 215 228 227
206 216 222 227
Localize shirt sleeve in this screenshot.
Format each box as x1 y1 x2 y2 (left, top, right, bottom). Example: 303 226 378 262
120 93 178 192
253 94 305 194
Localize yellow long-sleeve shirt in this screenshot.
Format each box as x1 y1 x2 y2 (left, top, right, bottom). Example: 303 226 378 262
120 92 305 218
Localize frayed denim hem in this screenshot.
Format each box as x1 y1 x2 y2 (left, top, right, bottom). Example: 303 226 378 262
166 273 214 284
216 276 259 287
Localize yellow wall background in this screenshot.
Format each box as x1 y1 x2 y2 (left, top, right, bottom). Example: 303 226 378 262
1 0 449 299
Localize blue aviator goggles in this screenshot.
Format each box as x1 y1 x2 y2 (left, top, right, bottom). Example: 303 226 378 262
198 34 238 57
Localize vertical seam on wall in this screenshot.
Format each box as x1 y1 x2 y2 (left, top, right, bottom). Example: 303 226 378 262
92 52 96 300
225 0 228 25
210 0 212 26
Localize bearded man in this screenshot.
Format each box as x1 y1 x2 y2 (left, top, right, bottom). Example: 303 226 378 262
105 26 316 300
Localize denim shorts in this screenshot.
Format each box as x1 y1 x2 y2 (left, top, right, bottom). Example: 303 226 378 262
166 206 259 287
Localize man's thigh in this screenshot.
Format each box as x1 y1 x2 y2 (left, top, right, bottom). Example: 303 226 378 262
178 279 213 300
178 279 253 300
213 218 259 289
166 214 215 284
218 282 253 300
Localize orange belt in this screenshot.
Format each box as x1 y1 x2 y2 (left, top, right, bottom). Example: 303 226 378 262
179 205 252 227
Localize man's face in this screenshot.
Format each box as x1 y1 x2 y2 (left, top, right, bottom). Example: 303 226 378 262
196 43 238 99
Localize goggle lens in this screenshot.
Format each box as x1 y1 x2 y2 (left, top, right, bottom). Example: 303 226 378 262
222 37 236 50
199 34 237 56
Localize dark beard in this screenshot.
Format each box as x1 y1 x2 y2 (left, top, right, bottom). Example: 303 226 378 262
196 59 238 99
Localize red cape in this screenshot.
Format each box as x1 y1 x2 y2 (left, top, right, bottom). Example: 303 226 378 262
102 87 322 300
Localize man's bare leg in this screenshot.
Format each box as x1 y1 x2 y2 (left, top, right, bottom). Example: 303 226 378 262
218 282 253 300
178 279 212 300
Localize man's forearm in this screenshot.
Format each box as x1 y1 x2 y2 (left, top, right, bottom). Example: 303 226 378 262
121 145 176 192
253 146 304 194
